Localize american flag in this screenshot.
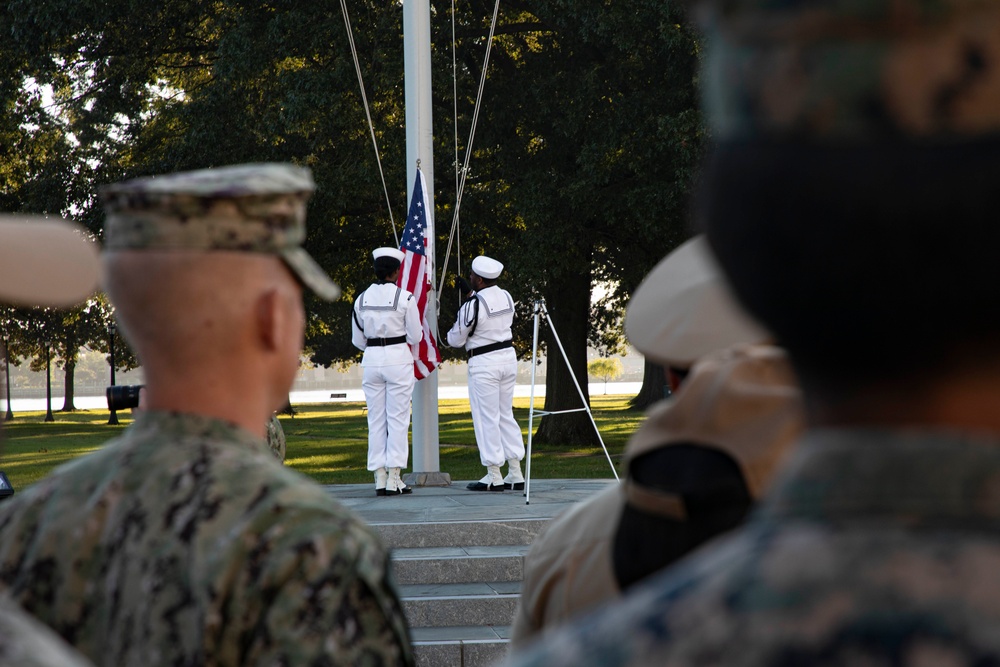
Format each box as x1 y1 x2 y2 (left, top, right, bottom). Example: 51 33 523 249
397 168 441 379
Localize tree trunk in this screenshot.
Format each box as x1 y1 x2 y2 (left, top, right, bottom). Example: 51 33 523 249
629 359 668 410
533 273 599 448
61 357 76 411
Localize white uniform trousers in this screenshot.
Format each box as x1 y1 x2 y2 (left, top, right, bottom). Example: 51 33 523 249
363 362 415 471
468 356 525 466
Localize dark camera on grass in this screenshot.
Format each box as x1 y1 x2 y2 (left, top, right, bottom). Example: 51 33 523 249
106 385 144 412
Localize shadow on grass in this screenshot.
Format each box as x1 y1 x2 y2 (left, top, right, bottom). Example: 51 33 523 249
0 395 644 489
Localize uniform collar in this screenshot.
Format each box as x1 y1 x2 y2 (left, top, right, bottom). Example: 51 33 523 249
758 428 1000 528
130 410 266 452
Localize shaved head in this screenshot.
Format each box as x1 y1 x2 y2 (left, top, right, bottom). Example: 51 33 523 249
105 252 292 362
103 251 305 424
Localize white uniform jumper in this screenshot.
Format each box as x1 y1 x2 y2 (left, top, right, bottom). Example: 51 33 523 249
352 282 422 472
447 285 525 468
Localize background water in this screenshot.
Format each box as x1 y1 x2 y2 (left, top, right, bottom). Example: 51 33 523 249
5 382 643 413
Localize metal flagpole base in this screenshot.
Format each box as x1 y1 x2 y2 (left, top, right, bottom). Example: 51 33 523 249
403 471 452 487
410 370 450 487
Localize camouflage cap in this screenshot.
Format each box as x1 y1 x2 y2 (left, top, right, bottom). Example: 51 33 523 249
100 163 340 300
698 0 1000 141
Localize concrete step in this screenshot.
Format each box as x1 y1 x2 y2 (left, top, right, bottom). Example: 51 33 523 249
327 480 607 666
392 545 530 585
411 625 510 642
401 583 520 628
372 518 549 549
384 524 537 665
411 626 510 667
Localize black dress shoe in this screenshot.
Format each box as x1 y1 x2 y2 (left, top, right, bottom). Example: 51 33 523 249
466 481 504 492
504 482 525 491
385 486 413 496
376 488 387 497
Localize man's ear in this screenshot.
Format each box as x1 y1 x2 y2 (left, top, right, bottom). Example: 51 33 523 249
255 289 283 352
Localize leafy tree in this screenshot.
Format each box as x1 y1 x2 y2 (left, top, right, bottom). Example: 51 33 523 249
3 307 65 413
2 0 411 385
0 296 131 411
84 294 141 385
451 0 703 442
0 308 21 419
0 0 703 444
630 359 668 409
0 0 136 409
587 357 622 395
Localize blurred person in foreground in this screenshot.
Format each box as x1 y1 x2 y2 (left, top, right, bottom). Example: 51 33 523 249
505 1 1000 665
0 164 414 666
0 214 100 666
510 236 803 647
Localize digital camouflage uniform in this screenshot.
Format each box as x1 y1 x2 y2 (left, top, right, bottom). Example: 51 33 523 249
0 412 412 666
266 413 286 462
504 1 1000 666
0 596 95 667
506 432 1000 666
700 0 1000 143
0 164 411 666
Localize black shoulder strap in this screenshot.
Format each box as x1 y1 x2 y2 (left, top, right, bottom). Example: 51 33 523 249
467 295 481 338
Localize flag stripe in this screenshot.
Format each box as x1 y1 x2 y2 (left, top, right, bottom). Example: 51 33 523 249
397 169 441 380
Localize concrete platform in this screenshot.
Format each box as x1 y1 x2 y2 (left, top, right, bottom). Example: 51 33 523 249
322 478 616 667
324 478 616 526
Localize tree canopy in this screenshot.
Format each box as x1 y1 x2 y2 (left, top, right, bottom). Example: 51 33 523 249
0 0 703 440
588 357 623 395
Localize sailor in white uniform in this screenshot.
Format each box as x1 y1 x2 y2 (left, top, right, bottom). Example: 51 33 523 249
352 247 422 496
446 255 526 492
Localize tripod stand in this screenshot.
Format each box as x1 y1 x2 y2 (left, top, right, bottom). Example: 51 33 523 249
524 299 618 504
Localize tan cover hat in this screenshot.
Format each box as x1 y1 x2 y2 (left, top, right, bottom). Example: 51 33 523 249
625 236 769 368
0 215 100 307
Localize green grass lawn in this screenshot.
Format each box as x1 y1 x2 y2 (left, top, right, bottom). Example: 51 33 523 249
0 396 644 490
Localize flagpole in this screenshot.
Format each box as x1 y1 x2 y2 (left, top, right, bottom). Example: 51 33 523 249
404 0 449 487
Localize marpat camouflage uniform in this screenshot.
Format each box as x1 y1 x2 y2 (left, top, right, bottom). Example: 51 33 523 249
266 413 286 462
0 411 413 666
506 431 1000 666
702 0 1000 142
503 2 1000 663
0 596 95 667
